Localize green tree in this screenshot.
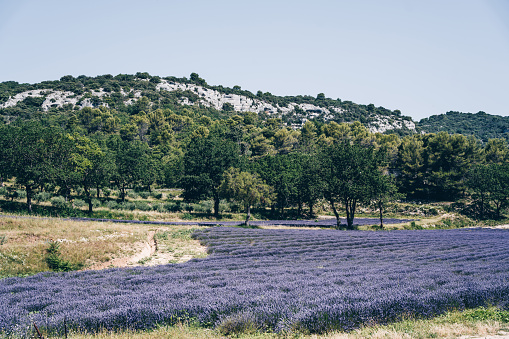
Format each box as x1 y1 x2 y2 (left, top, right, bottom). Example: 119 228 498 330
253 154 301 217
181 134 240 217
219 168 273 226
370 172 402 228
109 138 155 201
319 141 383 229
7 122 66 213
467 163 509 219
69 134 114 213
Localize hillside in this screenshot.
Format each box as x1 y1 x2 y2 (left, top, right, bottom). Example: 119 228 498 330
0 72 416 134
417 111 509 142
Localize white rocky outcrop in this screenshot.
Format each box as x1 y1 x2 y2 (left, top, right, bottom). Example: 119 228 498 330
1 89 46 108
0 79 416 133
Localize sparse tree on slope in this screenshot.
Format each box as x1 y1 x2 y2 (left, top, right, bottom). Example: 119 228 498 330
220 168 273 226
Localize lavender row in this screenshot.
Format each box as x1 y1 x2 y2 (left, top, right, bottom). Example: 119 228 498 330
1 228 508 336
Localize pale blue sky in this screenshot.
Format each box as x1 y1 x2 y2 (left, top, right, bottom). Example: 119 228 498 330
1 0 508 120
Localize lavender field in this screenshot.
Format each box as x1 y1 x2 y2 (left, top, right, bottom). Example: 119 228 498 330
1 227 509 336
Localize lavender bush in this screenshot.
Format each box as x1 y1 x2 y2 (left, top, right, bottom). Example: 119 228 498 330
1 228 508 336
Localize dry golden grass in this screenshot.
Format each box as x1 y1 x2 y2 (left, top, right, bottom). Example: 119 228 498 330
0 216 211 277
0 217 146 277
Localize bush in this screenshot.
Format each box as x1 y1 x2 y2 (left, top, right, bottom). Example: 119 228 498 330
106 201 119 209
216 312 261 336
50 196 67 209
92 199 101 208
135 201 152 211
15 190 26 200
121 202 136 211
151 192 163 200
154 203 166 213
138 192 150 199
194 200 213 214
181 213 193 220
181 203 194 212
164 202 180 212
219 200 231 213
73 199 86 208
127 191 138 199
35 191 52 203
0 187 7 197
45 240 83 272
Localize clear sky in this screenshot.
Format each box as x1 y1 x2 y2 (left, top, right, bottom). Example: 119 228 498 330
1 0 508 120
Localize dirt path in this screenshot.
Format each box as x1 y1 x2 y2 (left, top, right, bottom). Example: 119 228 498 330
87 230 156 270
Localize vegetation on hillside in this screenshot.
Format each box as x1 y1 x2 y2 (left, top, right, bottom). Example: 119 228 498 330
418 111 509 142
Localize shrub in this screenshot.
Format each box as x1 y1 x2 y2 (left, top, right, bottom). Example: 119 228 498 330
127 191 138 199
121 202 136 211
194 200 213 214
219 200 231 213
216 312 260 336
164 202 180 212
92 199 101 208
35 191 51 203
73 199 86 208
154 203 166 213
50 196 67 209
0 187 7 197
106 201 119 210
45 240 82 272
181 213 193 220
15 190 26 200
151 192 163 199
135 201 152 211
138 192 150 199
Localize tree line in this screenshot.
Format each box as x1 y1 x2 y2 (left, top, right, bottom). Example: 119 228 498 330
1 112 508 227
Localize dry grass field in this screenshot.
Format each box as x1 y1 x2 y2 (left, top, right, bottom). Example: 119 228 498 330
0 216 207 278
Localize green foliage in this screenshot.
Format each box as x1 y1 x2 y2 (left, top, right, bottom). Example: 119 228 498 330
467 163 509 219
45 240 83 272
34 191 51 203
455 307 509 323
418 111 509 142
319 141 386 229
50 196 67 209
220 168 273 225
73 199 86 208
181 133 240 217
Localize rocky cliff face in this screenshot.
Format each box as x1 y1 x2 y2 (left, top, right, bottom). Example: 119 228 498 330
0 77 416 134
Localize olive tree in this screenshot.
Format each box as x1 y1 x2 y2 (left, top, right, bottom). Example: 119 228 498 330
219 168 273 226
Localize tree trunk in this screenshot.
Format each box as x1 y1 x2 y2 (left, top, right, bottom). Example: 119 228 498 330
120 184 126 202
26 186 33 214
330 199 341 229
214 194 220 219
379 200 384 229
96 184 100 199
309 201 314 217
84 187 93 214
297 200 302 216
245 205 251 227
480 192 485 219
345 198 356 230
